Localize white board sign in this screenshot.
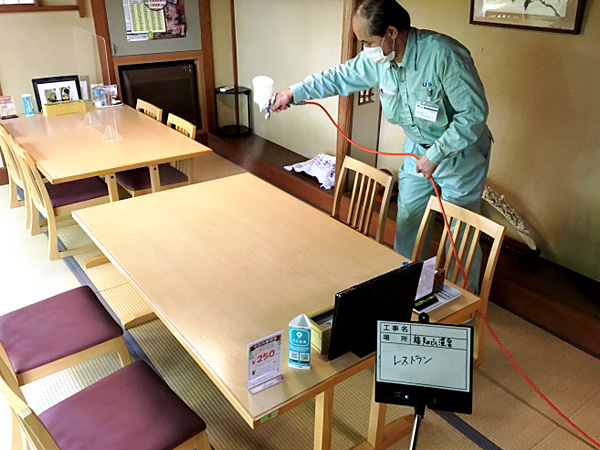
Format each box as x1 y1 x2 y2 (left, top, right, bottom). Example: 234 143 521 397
376 321 471 393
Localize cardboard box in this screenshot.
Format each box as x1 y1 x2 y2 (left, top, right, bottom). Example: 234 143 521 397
42 100 86 116
308 307 334 355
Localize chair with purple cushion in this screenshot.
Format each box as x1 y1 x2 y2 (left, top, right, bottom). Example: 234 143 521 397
115 111 194 198
0 285 132 450
0 359 211 450
0 127 28 223
10 138 109 261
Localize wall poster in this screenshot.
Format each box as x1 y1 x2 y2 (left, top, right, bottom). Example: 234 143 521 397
123 0 187 42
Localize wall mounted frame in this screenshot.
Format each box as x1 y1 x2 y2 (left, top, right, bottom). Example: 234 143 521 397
470 0 586 34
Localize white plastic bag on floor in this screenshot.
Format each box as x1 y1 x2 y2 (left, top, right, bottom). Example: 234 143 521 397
284 153 336 189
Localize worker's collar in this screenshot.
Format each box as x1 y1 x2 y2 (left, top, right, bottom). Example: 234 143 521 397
397 27 417 70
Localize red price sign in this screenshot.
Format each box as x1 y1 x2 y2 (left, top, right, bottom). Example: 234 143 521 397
248 331 283 392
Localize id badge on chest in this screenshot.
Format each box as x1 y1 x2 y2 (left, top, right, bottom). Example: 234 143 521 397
414 102 439 122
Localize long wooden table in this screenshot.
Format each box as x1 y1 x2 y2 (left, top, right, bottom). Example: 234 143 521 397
1 104 212 202
73 173 480 449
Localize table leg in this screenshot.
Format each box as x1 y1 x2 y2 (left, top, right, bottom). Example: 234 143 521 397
149 164 161 193
314 387 334 450
353 377 414 450
367 382 387 448
105 172 119 202
187 158 195 184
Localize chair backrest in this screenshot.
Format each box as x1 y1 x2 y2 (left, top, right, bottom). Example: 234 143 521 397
332 156 394 243
135 99 163 122
0 130 25 188
167 113 196 139
11 139 52 219
0 353 60 450
412 196 506 302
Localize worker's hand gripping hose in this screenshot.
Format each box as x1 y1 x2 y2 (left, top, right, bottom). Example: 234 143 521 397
303 100 600 449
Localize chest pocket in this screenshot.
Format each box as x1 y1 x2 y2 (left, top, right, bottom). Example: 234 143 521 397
410 87 449 131
379 86 401 125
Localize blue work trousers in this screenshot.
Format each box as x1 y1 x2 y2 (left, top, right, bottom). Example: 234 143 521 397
393 138 490 293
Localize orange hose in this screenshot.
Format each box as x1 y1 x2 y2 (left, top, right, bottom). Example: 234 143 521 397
305 100 600 449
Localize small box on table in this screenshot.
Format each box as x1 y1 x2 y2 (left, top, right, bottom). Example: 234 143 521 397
42 100 86 116
308 307 334 355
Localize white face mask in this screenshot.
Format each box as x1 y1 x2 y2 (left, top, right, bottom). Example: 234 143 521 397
363 34 395 64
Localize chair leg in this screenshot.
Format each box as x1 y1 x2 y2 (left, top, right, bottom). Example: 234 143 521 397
114 337 132 367
11 411 27 450
24 196 31 231
195 430 211 450
30 209 43 236
47 216 60 261
172 431 210 450
473 312 486 367
8 180 23 209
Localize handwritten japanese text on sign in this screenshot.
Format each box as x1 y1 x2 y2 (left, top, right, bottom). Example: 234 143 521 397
376 321 471 392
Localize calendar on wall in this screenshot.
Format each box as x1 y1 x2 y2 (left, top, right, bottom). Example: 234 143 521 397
122 0 186 42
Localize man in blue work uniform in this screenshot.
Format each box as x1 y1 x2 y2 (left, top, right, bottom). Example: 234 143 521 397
272 0 492 291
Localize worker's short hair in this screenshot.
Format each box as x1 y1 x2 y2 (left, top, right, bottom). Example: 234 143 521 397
355 0 411 36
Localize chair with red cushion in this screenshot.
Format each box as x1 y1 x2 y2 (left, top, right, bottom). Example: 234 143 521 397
10 137 109 261
1 359 211 450
0 285 132 450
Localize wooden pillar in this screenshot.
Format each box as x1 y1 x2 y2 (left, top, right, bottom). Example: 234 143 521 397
89 0 115 86
199 0 217 133
335 0 359 184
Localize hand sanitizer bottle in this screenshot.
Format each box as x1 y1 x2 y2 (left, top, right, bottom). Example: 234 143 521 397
288 314 311 369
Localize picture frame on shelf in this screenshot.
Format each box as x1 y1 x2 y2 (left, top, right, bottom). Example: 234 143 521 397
31 75 82 112
470 0 586 34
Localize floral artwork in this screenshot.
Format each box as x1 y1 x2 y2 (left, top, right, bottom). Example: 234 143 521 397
471 0 585 33
483 0 567 17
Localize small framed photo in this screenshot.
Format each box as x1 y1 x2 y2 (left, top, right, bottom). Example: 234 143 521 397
31 75 82 112
470 0 586 34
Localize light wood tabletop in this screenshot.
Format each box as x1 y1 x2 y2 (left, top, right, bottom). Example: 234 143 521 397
1 104 212 200
73 173 480 448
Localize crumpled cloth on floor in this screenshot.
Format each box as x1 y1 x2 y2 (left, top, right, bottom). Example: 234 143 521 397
284 153 336 189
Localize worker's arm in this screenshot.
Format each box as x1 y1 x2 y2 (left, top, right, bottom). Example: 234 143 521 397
272 52 377 112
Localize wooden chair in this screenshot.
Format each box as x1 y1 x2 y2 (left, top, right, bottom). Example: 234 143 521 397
135 98 163 122
0 358 211 450
332 156 394 243
11 141 110 261
115 113 194 197
0 129 28 223
412 195 505 365
0 285 131 450
167 113 196 139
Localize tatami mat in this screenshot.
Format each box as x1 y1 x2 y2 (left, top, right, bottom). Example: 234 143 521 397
1 181 600 450
0 203 80 313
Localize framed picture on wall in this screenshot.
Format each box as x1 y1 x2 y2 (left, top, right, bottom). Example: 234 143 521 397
31 75 82 112
470 0 586 34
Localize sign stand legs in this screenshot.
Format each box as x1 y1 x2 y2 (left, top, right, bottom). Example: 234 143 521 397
409 403 425 450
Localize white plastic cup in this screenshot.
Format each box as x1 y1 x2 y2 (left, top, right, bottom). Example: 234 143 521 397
252 76 274 110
